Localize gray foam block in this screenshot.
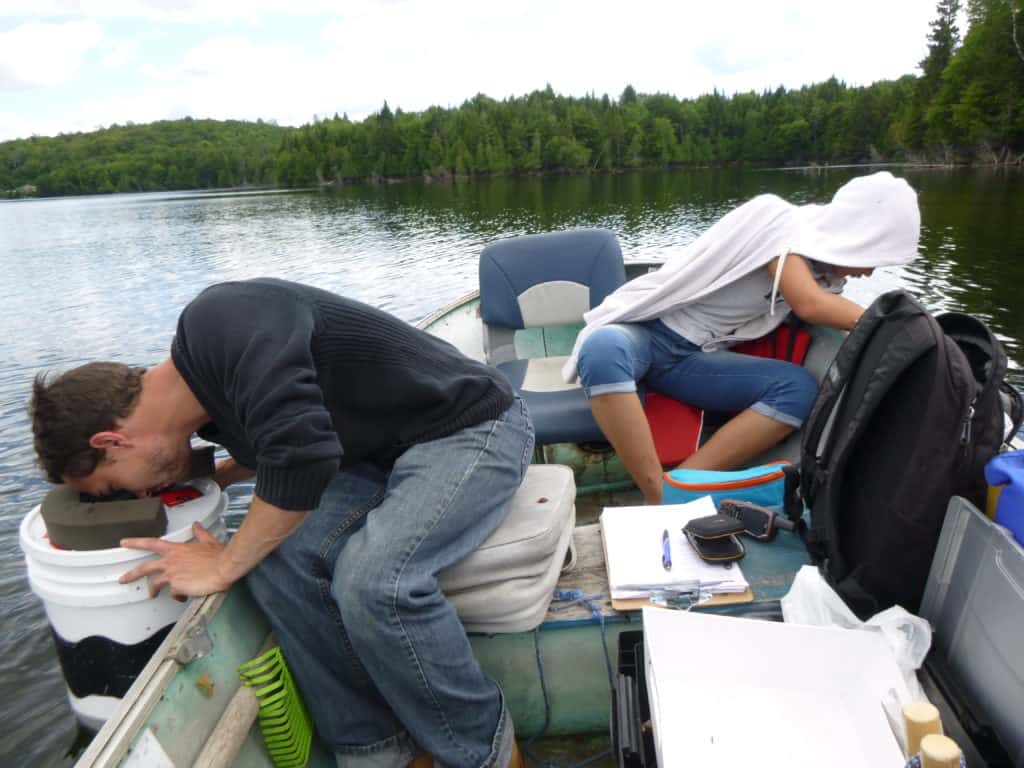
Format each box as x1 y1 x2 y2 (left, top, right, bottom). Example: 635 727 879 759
40 485 167 551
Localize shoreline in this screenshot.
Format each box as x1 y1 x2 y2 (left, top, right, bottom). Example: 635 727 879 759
4 161 1021 202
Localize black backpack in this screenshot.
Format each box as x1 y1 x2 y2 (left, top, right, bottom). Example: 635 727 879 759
799 290 1021 618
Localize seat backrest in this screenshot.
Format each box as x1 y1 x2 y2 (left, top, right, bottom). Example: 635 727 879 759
479 228 625 364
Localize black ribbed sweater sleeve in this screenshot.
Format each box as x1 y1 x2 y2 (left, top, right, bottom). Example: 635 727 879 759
172 283 342 511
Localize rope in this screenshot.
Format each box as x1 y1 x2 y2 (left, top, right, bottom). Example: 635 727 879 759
521 590 616 768
549 589 615 686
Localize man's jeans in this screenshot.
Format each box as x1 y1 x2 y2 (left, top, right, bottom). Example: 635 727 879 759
247 397 534 768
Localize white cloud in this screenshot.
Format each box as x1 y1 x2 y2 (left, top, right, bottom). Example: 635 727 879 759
71 36 326 129
677 2 934 91
0 20 103 90
101 40 141 68
312 0 936 121
0 0 341 22
0 111 34 140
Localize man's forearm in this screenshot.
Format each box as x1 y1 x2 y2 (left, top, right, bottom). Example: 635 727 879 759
213 457 256 489
217 495 306 584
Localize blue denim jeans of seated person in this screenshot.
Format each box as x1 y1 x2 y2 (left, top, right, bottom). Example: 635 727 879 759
246 397 535 768
576 320 818 428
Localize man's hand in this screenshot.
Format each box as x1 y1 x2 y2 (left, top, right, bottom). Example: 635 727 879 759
119 494 307 602
120 523 231 599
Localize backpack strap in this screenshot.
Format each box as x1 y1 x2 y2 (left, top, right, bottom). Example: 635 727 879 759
781 464 804 530
801 292 920 499
1001 381 1024 441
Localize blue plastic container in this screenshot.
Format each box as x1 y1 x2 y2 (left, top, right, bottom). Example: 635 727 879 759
983 450 1024 546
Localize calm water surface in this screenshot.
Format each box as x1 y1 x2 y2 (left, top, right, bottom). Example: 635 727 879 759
1 167 1022 766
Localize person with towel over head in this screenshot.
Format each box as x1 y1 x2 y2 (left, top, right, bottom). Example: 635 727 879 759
562 171 921 504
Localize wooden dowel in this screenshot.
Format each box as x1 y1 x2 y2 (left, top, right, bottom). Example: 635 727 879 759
903 701 942 756
191 684 259 768
192 635 275 768
920 734 962 768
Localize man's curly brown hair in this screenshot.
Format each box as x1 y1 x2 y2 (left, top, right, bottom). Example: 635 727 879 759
30 362 145 483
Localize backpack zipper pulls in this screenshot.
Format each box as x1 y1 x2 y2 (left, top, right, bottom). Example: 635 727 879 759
960 400 976 445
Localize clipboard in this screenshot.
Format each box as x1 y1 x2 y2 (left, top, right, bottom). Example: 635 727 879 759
610 590 753 611
601 518 753 611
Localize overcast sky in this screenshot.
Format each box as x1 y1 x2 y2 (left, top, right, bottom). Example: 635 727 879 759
0 0 950 143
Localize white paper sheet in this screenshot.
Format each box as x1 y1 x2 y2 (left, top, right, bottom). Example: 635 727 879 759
600 497 749 599
642 608 908 768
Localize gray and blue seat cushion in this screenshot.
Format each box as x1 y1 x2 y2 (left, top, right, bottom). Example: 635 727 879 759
496 357 602 445
479 228 626 445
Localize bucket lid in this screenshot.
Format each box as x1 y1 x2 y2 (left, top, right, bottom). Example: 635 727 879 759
20 478 226 567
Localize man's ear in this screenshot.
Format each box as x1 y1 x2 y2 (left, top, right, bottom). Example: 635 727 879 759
89 431 128 450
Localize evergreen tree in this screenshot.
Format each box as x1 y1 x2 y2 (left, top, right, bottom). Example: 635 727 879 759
920 0 963 98
929 0 1024 157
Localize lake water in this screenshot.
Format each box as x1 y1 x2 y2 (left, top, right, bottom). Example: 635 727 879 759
1 167 1022 766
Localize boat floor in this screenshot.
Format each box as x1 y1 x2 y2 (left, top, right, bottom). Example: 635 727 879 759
76 495 810 768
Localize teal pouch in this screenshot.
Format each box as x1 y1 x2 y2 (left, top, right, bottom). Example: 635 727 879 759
662 461 795 512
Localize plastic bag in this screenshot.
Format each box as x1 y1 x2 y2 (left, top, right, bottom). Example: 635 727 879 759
781 565 931 703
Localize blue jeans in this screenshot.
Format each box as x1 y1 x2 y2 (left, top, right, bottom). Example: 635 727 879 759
247 397 535 768
577 320 817 427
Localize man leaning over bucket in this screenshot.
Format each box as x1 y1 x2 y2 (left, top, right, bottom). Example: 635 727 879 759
29 277 534 768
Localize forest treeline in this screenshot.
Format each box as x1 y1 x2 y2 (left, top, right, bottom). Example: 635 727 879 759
2 0 1021 198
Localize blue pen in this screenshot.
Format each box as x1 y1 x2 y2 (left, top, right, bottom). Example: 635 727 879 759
662 528 672 571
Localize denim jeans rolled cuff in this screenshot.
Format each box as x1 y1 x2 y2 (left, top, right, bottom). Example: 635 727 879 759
577 324 653 397
751 401 804 428
583 380 638 398
332 700 515 768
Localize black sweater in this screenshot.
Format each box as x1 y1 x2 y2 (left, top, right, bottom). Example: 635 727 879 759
171 278 513 511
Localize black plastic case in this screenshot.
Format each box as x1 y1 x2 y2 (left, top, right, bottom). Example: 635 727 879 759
683 514 746 562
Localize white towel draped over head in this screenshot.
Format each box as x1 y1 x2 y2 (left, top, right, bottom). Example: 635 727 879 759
561 171 921 383
788 171 922 268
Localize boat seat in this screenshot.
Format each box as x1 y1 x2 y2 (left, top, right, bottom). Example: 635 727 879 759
479 229 626 446
441 464 576 634
495 356 600 445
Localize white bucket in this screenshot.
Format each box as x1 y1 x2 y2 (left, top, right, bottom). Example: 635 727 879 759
19 477 227 730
